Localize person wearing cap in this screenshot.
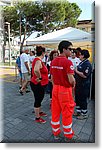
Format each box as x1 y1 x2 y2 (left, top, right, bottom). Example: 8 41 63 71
74 49 92 119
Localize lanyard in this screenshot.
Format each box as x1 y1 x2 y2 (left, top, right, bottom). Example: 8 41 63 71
79 59 88 66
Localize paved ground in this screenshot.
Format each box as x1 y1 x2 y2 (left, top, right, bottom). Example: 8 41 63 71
0 67 95 143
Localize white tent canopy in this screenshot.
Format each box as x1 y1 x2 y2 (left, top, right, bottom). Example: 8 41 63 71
26 27 91 46
13 31 40 46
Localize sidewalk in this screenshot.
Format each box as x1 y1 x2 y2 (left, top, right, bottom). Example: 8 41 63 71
0 75 95 143
0 66 18 83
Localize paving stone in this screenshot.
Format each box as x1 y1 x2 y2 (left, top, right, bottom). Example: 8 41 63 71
1 79 95 143
81 122 94 135
78 132 90 143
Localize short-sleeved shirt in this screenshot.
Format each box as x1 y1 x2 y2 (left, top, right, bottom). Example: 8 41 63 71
75 59 92 86
20 53 30 73
31 57 48 86
68 57 81 69
50 56 74 87
29 55 35 69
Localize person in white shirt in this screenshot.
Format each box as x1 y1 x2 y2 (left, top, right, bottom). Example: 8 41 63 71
19 47 31 95
42 51 49 65
68 50 81 69
29 50 35 77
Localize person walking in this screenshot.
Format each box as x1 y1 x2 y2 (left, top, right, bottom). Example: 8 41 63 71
74 49 92 119
19 47 31 95
16 51 23 89
50 41 76 141
30 46 48 124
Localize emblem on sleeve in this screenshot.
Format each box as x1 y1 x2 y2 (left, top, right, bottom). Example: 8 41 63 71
85 69 89 74
70 65 74 70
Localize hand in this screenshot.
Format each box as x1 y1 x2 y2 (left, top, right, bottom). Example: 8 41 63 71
75 67 78 73
36 78 42 83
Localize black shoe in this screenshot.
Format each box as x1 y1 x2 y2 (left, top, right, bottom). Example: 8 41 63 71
64 134 80 143
77 114 88 120
19 90 23 95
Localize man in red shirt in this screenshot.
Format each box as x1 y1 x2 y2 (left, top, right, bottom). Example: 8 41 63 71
50 40 76 141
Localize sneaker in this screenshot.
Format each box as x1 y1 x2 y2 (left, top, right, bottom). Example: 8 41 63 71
54 134 62 140
19 89 23 95
39 112 47 117
64 134 80 143
35 118 46 124
54 132 63 141
77 114 88 120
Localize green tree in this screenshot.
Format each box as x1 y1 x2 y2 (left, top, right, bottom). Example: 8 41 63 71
41 0 82 31
3 1 41 51
3 0 82 51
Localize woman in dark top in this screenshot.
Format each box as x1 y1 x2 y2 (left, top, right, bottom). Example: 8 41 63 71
74 50 92 119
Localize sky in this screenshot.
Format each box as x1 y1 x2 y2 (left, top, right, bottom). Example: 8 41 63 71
68 0 95 20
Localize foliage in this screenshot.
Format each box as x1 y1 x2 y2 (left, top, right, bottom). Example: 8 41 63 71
2 0 82 50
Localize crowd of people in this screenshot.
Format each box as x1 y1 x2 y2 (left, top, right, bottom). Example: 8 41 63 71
16 40 92 141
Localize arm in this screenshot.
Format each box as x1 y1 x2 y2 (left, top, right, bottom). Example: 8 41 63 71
16 63 21 72
50 75 54 85
24 62 31 74
75 67 87 78
67 74 76 88
16 58 21 72
34 60 42 82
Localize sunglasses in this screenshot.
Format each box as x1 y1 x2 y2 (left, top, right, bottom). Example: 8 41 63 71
67 48 73 51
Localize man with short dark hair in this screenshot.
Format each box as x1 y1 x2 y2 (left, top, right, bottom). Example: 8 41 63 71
50 40 76 141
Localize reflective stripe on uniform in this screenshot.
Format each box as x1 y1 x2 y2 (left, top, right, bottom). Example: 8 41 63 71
51 121 60 125
76 106 80 109
52 128 60 132
76 106 81 113
64 129 73 135
63 123 72 129
76 109 81 113
81 109 87 113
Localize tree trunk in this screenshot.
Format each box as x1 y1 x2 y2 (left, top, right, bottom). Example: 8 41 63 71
20 21 27 52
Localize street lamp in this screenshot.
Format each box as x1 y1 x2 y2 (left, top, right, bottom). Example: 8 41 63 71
5 22 11 66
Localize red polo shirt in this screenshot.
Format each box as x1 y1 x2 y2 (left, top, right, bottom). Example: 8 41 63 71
31 57 48 86
50 56 74 87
